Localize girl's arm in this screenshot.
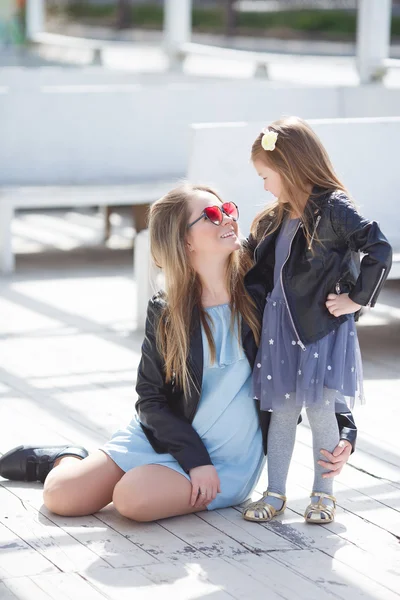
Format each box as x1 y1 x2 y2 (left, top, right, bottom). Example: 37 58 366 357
135 297 213 474
330 194 392 307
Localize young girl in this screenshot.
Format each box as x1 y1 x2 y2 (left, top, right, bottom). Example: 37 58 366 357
243 116 392 524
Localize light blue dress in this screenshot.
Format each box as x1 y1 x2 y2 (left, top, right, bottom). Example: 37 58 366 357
103 304 266 510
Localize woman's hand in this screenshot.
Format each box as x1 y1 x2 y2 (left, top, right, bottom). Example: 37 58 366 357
189 465 221 509
326 293 361 317
318 439 352 478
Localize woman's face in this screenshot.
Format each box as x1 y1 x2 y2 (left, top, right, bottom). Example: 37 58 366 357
186 191 241 260
253 159 283 199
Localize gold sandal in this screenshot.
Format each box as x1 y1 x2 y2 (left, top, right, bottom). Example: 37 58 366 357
242 491 287 522
304 492 336 524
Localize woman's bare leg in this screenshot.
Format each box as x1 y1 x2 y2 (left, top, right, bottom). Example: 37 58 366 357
43 450 124 517
112 464 205 522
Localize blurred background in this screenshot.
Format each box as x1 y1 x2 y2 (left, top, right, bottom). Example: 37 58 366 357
0 1 399 536
2 0 400 265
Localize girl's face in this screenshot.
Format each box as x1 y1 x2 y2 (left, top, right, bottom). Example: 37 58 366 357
253 159 283 200
186 191 241 260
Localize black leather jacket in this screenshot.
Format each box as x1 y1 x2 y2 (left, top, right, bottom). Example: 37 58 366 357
244 190 393 346
135 292 358 474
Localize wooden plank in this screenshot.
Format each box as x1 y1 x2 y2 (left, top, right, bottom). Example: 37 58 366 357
0 582 19 600
0 521 58 578
278 481 400 594
0 486 111 573
30 572 109 600
30 511 159 570
81 565 231 600
159 513 252 558
323 544 400 597
153 558 283 600
224 554 339 600
137 562 238 599
200 507 300 552
4 484 159 569
96 505 204 563
285 484 400 567
272 548 400 600
0 578 53 600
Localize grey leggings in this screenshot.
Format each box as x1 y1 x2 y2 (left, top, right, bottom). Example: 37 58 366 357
267 403 340 496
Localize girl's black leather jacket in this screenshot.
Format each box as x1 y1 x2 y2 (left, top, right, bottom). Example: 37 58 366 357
244 190 392 347
135 292 358 473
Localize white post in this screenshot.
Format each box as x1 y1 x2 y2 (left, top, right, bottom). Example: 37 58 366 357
356 0 392 84
26 0 45 41
0 202 15 274
164 0 192 70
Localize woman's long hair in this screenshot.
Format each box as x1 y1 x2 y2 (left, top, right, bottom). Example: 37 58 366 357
149 183 260 397
250 116 351 246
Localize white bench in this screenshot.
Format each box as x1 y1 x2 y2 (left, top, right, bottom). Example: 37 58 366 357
0 180 177 273
187 117 400 280
31 32 106 65
179 42 275 77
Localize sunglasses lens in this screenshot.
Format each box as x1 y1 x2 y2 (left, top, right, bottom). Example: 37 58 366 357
222 202 239 221
204 206 223 225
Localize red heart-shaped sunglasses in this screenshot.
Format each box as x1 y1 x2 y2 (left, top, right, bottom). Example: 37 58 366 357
187 202 239 229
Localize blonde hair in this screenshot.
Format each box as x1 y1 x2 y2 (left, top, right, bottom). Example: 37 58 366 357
250 116 351 247
149 183 260 397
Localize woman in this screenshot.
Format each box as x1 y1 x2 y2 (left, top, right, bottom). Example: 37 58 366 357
0 184 356 521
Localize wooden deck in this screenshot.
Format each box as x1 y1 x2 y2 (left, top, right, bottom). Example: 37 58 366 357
0 213 399 599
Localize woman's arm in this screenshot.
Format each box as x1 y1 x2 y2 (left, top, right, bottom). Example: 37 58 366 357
330 194 392 307
319 407 357 477
135 298 213 474
336 407 357 451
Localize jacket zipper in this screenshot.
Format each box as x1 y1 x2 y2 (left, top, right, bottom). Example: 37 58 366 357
366 267 386 307
280 221 306 351
308 214 321 250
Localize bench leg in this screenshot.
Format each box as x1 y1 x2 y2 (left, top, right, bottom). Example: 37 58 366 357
134 229 160 330
254 62 269 78
104 205 150 243
132 203 150 234
0 203 15 274
92 48 103 66
103 206 112 242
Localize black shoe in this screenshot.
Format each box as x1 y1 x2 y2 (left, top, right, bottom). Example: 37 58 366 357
0 445 89 483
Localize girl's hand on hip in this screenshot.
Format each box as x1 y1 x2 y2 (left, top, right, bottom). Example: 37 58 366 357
326 293 361 317
318 440 352 478
189 465 221 509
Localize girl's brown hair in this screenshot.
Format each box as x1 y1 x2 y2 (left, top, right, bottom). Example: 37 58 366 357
149 183 260 397
250 116 350 246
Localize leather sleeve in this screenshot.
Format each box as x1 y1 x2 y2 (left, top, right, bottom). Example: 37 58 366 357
329 195 392 307
135 299 213 474
335 407 357 452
